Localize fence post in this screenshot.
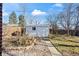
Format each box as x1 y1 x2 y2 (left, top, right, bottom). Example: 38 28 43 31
0 3 2 56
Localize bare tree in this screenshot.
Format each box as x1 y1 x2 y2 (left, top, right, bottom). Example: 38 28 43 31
58 4 73 35
29 15 41 25
46 14 58 34
73 5 79 35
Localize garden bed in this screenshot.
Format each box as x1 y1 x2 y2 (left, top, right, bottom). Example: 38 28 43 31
2 39 51 56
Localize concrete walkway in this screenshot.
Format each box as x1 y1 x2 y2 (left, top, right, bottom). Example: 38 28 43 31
44 40 62 56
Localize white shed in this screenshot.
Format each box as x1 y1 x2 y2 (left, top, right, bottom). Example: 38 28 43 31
26 24 49 37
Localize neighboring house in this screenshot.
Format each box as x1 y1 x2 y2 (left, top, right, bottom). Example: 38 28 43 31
26 24 49 37
3 24 21 36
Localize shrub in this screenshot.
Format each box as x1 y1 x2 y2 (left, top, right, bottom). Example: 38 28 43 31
3 34 36 47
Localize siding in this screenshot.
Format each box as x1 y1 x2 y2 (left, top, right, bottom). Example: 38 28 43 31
26 26 49 37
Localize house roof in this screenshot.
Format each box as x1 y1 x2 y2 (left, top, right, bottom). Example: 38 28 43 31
26 24 49 27
7 24 18 27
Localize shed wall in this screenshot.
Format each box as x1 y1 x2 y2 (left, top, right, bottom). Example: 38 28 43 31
26 26 49 37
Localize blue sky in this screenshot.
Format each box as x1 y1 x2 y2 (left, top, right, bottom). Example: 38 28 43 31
3 3 64 24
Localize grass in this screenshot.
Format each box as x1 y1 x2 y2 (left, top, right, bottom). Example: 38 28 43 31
49 34 79 56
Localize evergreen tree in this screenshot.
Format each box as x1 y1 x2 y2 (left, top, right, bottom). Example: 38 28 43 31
18 15 26 35
18 15 25 27
9 11 17 24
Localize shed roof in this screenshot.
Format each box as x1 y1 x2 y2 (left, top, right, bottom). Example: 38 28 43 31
26 24 49 27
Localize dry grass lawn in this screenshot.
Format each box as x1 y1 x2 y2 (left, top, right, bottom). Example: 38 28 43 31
49 34 79 56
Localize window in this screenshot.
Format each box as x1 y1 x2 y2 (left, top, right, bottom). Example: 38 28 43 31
32 27 36 30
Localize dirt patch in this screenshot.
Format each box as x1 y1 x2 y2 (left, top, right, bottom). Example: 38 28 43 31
2 39 51 56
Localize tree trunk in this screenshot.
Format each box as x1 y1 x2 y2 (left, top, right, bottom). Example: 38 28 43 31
67 28 70 35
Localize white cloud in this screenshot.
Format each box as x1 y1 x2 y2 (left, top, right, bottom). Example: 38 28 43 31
32 9 47 16
53 3 63 7
3 12 8 16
